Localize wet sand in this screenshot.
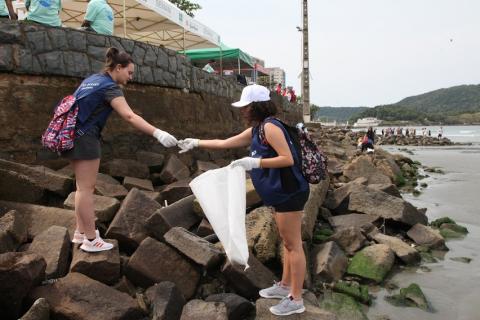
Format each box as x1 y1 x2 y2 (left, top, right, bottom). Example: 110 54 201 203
367 146 480 320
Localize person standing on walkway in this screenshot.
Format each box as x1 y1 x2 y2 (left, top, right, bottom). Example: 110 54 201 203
81 0 114 35
0 0 17 19
62 47 178 252
25 0 62 27
178 84 309 316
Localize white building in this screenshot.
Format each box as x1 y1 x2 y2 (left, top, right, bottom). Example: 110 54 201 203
266 67 286 87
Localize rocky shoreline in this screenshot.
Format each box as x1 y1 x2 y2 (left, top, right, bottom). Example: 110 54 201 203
0 126 469 320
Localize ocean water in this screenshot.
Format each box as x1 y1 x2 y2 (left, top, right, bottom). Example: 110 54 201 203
367 145 480 320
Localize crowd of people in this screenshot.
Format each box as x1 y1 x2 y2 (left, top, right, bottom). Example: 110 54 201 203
381 126 444 139
0 0 114 35
275 83 297 103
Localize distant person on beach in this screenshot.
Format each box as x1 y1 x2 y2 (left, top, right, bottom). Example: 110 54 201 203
290 89 297 103
57 48 178 252
81 0 114 35
367 126 375 144
178 84 309 316
438 126 443 139
25 0 62 27
0 0 17 19
428 129 431 137
276 83 282 94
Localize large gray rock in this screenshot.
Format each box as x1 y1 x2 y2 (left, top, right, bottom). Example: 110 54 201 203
328 214 378 231
368 183 401 198
312 241 348 283
205 293 254 320
101 159 150 179
95 179 129 199
158 179 193 205
70 239 120 285
28 226 70 279
327 227 367 256
29 272 144 320
64 192 120 223
347 244 395 283
221 254 277 299
0 168 45 203
407 224 448 250
126 237 200 299
123 176 154 191
164 227 224 269
158 154 190 184
146 195 200 240
0 201 76 241
145 281 186 320
136 151 165 173
375 158 402 181
256 297 336 320
343 155 391 185
323 179 367 214
0 252 46 319
194 160 220 176
373 233 420 265
303 178 330 241
348 189 428 227
0 210 27 253
20 298 50 320
246 206 279 263
106 188 162 252
0 159 73 197
196 219 214 237
180 299 228 320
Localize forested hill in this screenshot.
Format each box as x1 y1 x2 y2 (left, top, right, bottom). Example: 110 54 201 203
352 84 480 124
312 106 369 122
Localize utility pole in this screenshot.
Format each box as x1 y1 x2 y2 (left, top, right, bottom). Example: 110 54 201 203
301 0 310 123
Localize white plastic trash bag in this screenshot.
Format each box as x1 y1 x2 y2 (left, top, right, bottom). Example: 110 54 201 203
189 166 249 269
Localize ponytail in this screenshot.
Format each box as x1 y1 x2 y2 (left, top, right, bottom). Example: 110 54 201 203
103 47 133 72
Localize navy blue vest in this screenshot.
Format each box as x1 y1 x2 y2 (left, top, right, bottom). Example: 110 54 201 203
73 73 116 136
249 118 309 206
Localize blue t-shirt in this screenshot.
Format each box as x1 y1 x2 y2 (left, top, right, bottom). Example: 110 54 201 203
85 0 114 35
26 0 62 27
249 118 309 206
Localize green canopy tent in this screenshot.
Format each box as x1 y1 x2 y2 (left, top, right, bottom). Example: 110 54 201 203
180 44 255 75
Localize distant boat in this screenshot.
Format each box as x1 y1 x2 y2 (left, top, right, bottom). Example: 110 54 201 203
353 117 381 128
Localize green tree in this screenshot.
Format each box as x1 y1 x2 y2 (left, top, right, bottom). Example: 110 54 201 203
169 0 202 17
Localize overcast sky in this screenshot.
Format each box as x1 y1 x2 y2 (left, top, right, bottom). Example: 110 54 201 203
193 0 480 107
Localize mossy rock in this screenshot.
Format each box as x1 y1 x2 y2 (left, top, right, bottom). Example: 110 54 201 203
320 292 369 320
395 174 406 187
440 223 468 235
430 217 456 228
333 281 371 305
419 251 437 263
313 227 334 243
347 250 392 283
420 182 428 188
450 257 472 263
439 228 465 239
385 283 429 311
412 189 421 197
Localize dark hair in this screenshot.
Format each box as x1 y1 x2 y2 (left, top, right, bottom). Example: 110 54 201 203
244 97 278 126
103 47 134 72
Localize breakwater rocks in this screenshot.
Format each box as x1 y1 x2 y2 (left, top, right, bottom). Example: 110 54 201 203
0 126 469 320
377 134 454 146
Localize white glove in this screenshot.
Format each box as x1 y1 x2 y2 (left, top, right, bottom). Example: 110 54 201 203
230 157 261 171
177 138 199 154
153 128 178 148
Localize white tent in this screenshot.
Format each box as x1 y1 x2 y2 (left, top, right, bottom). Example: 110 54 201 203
61 0 221 50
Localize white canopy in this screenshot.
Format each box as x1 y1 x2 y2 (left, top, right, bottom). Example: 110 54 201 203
61 0 221 50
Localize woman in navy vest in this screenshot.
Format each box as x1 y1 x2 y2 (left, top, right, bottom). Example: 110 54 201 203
178 84 309 316
64 47 178 253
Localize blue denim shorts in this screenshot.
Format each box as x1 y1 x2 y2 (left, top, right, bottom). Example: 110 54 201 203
273 191 310 213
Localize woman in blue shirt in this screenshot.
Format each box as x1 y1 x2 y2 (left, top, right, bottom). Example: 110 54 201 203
178 84 309 316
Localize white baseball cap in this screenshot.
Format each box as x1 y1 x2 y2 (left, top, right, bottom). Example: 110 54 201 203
231 84 271 107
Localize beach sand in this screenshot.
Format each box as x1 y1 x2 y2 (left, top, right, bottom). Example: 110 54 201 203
367 146 480 320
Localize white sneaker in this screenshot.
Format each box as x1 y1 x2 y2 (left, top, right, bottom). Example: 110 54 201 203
259 281 291 299
80 235 114 252
269 296 305 316
72 230 100 244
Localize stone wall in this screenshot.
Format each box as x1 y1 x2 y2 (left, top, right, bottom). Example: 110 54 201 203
0 20 302 165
